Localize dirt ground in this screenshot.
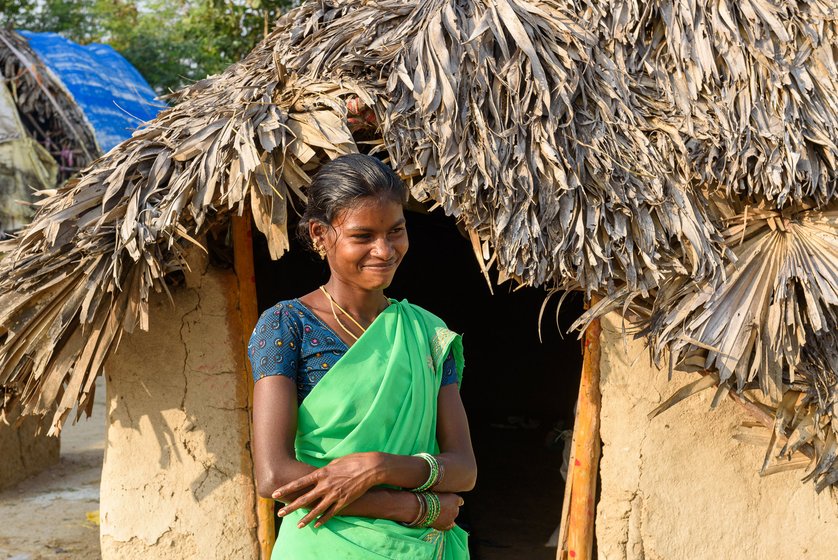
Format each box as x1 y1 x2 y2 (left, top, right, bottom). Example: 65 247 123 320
0 377 105 560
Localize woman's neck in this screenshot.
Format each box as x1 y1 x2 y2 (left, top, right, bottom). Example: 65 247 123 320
322 280 389 325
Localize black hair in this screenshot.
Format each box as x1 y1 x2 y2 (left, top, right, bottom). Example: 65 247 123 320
298 154 408 245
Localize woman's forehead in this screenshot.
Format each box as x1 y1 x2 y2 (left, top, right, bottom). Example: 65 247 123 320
332 199 405 228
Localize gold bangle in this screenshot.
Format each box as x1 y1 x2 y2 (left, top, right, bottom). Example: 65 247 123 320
400 492 426 527
431 460 445 490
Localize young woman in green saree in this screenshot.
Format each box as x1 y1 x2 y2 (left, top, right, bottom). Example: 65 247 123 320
248 154 477 559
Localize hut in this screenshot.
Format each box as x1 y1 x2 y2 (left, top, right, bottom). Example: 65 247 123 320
0 28 98 234
0 28 164 235
0 1 836 559
18 30 164 153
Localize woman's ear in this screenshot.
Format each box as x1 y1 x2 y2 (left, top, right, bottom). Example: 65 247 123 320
309 221 332 257
308 221 329 260
309 221 324 246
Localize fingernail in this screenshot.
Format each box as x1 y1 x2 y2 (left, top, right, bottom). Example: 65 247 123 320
297 522 305 529
278 509 286 516
314 522 322 528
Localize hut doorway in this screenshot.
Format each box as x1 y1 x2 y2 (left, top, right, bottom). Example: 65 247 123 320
251 207 584 560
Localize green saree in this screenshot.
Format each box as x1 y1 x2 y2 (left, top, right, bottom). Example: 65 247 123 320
272 299 470 560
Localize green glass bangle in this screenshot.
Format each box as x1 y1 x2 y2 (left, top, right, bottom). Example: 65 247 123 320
420 491 441 528
412 452 440 492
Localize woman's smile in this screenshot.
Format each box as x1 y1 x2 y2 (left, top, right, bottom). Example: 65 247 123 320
362 260 396 270
315 198 409 292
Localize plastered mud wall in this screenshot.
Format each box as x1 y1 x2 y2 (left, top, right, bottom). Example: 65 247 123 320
100 265 259 560
597 313 838 560
0 402 59 491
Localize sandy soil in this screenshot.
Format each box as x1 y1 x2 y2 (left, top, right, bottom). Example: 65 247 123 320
0 378 105 560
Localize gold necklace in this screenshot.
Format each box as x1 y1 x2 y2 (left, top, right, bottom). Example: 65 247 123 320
319 286 370 342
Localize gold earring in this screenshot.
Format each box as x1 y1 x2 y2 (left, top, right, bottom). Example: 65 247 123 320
313 242 326 260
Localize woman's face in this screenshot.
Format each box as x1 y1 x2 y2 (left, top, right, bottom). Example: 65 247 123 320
312 197 409 292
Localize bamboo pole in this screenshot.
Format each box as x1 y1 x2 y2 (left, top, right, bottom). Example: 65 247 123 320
232 214 276 559
558 297 602 560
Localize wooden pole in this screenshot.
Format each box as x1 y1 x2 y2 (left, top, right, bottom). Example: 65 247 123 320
232 214 276 559
558 297 602 560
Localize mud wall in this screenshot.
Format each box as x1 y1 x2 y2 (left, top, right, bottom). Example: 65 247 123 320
99 265 259 559
597 312 838 560
0 402 60 491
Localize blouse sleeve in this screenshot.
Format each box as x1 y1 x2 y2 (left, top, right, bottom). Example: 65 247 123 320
247 303 302 383
440 349 458 387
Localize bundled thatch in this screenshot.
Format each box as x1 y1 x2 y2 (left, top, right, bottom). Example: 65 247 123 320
0 28 99 177
0 0 835 491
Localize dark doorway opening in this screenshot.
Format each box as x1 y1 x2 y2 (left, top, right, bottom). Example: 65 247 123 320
252 207 584 560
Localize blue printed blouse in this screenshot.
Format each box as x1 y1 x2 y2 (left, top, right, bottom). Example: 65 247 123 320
248 299 458 403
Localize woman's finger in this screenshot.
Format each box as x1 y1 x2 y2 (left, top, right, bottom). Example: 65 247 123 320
313 500 343 528
278 488 322 516
297 496 334 528
272 473 318 499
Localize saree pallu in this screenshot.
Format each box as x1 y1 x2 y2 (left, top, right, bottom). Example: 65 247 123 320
272 300 470 560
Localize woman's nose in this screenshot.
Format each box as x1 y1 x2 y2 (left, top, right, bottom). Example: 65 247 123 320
371 238 394 259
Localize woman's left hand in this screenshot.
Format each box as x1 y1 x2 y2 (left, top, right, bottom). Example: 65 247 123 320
272 452 383 528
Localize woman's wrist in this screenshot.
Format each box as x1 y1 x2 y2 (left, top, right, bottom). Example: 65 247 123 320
364 451 390 486
340 488 420 524
394 489 423 524
368 452 431 489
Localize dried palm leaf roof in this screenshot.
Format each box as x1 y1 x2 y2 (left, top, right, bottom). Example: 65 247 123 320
0 0 836 490
0 29 99 173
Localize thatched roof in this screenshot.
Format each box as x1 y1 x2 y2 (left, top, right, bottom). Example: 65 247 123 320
0 29 99 177
0 0 835 490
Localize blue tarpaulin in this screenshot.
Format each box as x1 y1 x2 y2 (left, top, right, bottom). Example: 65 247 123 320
19 31 165 152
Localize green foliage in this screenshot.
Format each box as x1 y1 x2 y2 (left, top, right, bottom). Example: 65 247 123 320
0 0 40 29
0 0 294 93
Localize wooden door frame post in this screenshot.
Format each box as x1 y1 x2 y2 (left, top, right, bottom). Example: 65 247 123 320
232 214 276 559
558 296 602 560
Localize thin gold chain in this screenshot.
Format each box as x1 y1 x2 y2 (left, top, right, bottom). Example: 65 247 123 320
319 286 366 341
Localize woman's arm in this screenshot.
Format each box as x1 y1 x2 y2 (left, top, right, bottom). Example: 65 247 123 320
253 376 462 528
369 383 477 492
434 382 478 491
252 375 315 497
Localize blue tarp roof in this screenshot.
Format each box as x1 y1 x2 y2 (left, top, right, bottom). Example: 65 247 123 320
19 31 165 152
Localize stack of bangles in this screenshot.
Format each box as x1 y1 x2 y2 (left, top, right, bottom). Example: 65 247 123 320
400 453 446 528
401 491 440 528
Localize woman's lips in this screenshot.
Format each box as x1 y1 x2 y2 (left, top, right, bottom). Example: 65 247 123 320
362 261 396 271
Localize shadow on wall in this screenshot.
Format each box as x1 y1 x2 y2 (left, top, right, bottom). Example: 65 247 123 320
100 259 258 558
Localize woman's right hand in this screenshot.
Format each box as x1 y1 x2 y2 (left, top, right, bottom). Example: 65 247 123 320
430 492 464 531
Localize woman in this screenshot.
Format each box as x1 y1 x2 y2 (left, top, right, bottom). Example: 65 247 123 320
248 154 477 559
